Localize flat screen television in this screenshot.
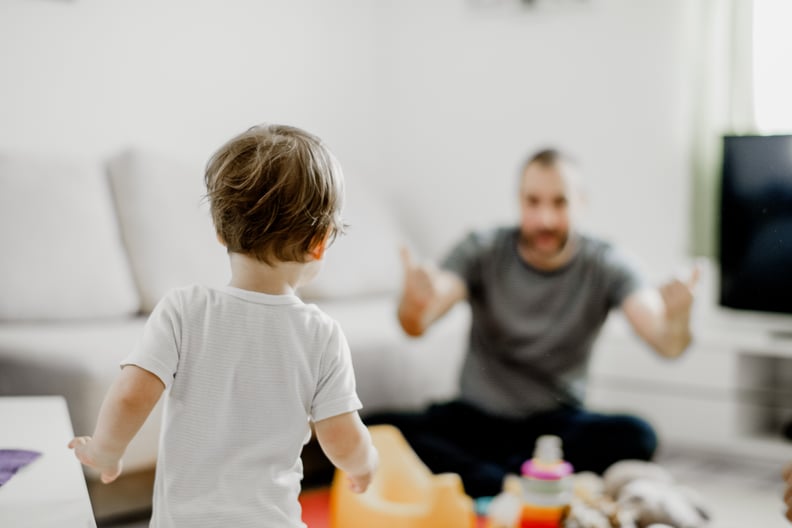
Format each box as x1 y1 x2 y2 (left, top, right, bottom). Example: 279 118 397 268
718 134 792 316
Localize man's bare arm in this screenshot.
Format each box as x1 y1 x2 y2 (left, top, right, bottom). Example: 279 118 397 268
397 246 468 337
621 265 700 358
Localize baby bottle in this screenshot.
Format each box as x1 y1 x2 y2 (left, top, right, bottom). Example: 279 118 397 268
518 435 573 528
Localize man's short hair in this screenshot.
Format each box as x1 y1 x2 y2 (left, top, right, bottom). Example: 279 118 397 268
521 148 577 172
204 124 346 264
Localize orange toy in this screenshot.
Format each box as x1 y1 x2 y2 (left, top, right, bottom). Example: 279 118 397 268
329 424 476 528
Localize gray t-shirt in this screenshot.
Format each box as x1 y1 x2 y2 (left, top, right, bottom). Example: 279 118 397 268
442 226 644 417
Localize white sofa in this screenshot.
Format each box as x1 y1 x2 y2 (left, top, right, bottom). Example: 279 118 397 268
0 147 470 483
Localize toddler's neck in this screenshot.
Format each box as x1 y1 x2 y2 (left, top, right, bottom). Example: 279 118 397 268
227 252 319 295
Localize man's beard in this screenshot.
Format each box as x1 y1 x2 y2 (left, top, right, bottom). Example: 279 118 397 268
519 229 569 256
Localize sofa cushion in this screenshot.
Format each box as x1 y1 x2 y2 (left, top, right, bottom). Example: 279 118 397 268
314 295 470 413
0 151 140 320
107 149 229 313
0 317 160 476
299 180 405 300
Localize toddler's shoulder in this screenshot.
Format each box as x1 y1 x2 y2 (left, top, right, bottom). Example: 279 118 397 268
166 283 214 304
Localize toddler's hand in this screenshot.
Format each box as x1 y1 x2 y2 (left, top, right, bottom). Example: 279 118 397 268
68 436 123 484
346 472 373 494
346 447 378 494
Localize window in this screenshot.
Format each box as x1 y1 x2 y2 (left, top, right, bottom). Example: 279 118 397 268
753 0 792 133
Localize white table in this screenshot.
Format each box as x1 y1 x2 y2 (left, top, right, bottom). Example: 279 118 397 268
0 395 97 528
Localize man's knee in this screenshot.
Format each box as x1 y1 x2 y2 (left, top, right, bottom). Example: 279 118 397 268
564 412 659 474
611 414 658 460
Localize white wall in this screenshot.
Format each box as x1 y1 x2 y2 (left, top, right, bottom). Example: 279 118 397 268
375 0 697 272
0 0 383 178
0 0 698 277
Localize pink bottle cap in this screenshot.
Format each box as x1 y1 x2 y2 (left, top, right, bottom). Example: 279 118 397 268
521 459 574 480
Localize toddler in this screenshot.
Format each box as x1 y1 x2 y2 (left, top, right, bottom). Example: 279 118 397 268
69 124 378 527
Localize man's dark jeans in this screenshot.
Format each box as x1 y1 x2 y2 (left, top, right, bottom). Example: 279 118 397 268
364 399 658 498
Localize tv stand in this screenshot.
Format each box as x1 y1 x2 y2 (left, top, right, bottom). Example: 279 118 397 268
770 330 792 341
587 306 792 463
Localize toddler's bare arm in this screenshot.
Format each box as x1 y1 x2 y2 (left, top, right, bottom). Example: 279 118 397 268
313 411 378 493
68 365 164 483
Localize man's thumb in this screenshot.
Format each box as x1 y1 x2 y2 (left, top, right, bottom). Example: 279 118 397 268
688 263 702 288
400 245 414 270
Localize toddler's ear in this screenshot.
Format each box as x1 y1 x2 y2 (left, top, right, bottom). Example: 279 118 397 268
216 232 227 247
309 237 327 261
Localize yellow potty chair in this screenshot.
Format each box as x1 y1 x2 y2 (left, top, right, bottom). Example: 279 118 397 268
329 424 476 528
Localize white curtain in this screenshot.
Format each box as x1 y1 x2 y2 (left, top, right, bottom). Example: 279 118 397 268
689 0 756 258
753 0 792 133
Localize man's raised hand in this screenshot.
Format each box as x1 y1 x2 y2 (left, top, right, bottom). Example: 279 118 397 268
398 246 437 336
660 263 701 322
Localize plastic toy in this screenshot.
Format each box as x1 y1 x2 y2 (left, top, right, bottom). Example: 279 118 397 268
329 424 477 528
487 435 573 528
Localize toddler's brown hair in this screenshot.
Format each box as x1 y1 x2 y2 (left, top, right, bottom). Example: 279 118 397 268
205 124 346 264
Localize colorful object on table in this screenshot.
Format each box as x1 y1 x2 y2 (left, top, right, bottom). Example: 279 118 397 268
329 424 477 528
486 435 573 528
0 449 42 486
518 435 573 528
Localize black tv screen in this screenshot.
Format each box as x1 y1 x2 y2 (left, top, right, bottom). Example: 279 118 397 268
718 134 792 316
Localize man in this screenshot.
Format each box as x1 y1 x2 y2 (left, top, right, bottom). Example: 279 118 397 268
365 148 699 498
783 461 792 522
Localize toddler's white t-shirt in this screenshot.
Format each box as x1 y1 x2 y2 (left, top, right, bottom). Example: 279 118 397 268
122 285 362 528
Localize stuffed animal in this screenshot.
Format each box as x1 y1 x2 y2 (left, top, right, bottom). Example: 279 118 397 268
617 478 710 528
605 460 709 528
567 471 639 528
488 460 710 528
602 460 676 499
562 460 710 528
